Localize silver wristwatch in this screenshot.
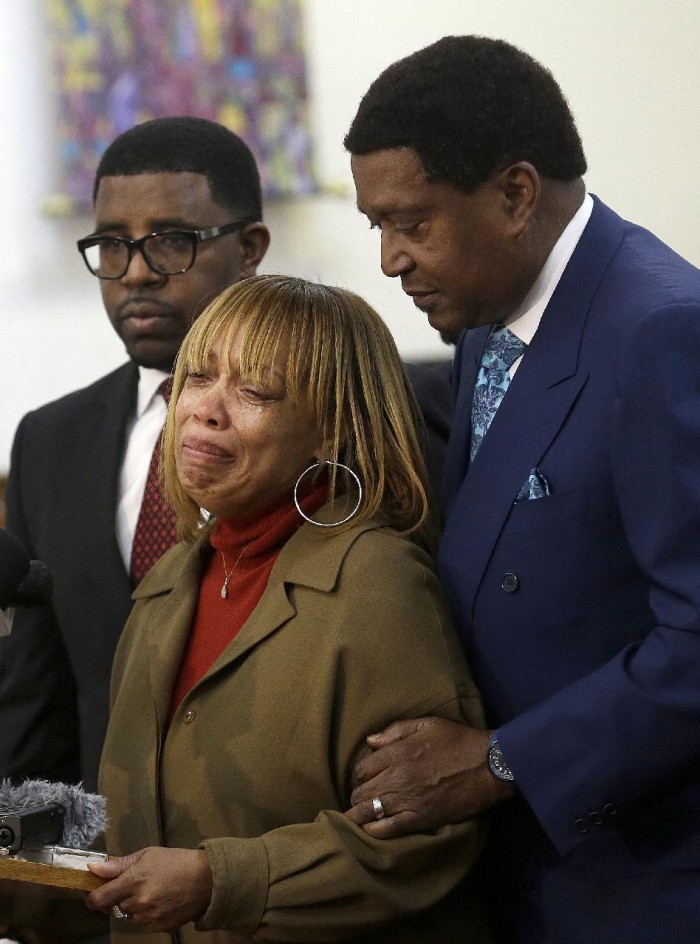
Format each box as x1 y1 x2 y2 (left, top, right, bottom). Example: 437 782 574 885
487 735 515 784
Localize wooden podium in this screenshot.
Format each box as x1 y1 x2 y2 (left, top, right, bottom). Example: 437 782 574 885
0 855 105 898
0 854 109 942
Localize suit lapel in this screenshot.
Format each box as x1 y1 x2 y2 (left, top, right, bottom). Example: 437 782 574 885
443 326 489 511
440 197 625 620
75 363 138 598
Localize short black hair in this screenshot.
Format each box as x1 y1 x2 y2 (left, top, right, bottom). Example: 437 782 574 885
344 35 587 192
94 116 263 219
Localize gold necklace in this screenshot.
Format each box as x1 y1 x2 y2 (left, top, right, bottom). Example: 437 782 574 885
219 542 252 599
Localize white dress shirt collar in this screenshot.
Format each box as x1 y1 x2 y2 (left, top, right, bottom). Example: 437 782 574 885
135 366 172 418
507 192 594 347
116 366 172 569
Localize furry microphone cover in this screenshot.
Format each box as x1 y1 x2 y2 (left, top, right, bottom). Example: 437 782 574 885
0 779 107 848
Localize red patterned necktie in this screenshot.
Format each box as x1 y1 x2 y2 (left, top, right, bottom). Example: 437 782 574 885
129 379 178 585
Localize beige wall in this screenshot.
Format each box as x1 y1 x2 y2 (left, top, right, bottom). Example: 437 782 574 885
1 0 698 471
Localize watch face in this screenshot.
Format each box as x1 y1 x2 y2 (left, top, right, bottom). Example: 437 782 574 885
488 739 515 783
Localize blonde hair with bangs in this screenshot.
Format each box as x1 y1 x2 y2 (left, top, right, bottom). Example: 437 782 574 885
163 274 431 543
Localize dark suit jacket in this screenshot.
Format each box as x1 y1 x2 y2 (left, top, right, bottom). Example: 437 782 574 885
439 198 700 942
405 359 452 503
0 362 138 791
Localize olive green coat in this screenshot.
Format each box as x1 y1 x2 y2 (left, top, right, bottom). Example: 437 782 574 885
100 516 490 944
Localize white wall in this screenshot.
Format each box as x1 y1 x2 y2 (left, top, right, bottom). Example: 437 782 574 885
1 0 699 472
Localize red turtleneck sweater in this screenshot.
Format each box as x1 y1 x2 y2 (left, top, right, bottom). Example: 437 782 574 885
168 483 328 722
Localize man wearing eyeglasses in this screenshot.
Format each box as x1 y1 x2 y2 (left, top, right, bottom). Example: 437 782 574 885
0 117 270 797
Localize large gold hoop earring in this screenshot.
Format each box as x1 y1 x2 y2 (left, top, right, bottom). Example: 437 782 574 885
294 461 363 527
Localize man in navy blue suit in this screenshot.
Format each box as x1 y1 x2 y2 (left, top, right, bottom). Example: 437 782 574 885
344 36 700 942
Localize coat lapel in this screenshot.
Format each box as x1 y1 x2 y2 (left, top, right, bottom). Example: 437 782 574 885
440 197 625 620
135 515 381 731
140 540 207 736
197 518 379 681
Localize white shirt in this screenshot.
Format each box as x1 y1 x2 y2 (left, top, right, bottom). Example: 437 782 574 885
116 367 172 570
507 192 594 377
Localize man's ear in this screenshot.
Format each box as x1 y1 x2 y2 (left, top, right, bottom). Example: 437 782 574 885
239 222 271 275
497 162 540 235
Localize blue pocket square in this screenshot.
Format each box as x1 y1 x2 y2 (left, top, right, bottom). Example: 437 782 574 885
516 467 551 502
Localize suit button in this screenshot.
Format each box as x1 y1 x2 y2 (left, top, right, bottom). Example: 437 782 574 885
588 810 604 826
184 709 196 724
501 573 519 593
574 818 590 834
602 803 618 819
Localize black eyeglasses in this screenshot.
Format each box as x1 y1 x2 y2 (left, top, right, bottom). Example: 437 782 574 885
76 219 253 280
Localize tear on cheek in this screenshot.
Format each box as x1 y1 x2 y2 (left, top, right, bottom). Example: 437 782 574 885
238 404 266 417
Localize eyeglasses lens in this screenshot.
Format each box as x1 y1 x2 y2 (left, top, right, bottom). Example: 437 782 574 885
83 233 196 278
144 233 196 274
83 240 124 278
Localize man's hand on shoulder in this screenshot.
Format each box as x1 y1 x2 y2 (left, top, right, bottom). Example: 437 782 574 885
346 717 515 838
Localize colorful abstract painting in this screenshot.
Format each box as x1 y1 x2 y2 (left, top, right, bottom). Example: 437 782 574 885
47 0 314 211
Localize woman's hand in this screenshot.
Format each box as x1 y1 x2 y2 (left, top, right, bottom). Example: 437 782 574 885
86 846 213 932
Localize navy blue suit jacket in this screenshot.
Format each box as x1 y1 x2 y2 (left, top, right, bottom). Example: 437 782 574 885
439 198 700 942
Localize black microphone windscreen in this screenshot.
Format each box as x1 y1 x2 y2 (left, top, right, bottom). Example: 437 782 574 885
0 529 31 609
13 559 53 607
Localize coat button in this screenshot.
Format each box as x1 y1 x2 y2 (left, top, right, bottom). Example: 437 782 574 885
574 818 590 834
184 709 196 724
602 803 618 819
588 810 604 826
501 573 519 593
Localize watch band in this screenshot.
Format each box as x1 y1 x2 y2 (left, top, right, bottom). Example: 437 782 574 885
487 735 515 784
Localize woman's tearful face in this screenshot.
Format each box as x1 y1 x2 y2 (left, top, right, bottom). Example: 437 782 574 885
175 331 324 519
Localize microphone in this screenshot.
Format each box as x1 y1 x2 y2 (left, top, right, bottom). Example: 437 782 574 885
0 529 30 609
0 529 52 610
0 779 107 860
10 560 53 608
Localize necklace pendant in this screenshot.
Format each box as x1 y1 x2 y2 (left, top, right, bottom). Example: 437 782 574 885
221 577 230 599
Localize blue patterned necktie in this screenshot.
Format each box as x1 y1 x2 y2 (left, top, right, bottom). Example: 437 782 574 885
470 325 526 461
